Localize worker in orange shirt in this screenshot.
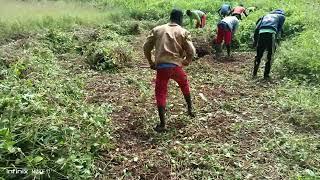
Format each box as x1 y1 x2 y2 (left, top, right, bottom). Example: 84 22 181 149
231 4 248 20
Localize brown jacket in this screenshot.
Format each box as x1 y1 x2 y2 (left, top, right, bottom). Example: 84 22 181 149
143 23 196 66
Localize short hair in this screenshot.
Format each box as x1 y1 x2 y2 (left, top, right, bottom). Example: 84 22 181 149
186 10 192 16
170 9 184 25
271 9 285 15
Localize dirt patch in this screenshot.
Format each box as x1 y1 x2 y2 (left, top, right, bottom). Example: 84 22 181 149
0 32 31 45
86 33 298 179
192 36 213 58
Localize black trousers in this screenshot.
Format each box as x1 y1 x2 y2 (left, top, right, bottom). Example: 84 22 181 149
254 32 276 77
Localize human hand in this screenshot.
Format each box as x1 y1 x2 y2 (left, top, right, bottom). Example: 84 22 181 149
252 41 257 49
150 62 156 70
182 60 191 66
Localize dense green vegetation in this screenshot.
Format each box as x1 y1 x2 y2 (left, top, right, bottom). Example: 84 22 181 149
0 0 319 179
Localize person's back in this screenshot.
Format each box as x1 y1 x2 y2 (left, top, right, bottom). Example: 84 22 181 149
193 10 205 17
233 6 246 14
232 5 248 20
258 13 285 33
222 16 239 33
150 23 193 66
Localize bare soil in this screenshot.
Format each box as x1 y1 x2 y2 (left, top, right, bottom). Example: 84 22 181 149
84 34 300 179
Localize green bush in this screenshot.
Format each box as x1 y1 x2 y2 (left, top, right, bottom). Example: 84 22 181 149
44 29 74 54
283 15 305 39
104 21 141 36
0 39 113 179
276 81 320 130
84 40 133 71
275 30 320 83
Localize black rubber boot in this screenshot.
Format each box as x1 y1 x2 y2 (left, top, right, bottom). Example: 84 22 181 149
264 58 272 79
226 44 231 57
214 43 222 58
253 56 260 78
154 106 166 133
184 94 195 118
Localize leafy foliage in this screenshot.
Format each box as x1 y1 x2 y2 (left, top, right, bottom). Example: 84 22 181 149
275 30 320 83
0 31 113 179
84 40 133 71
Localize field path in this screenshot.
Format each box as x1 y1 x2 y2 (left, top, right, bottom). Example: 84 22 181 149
85 34 314 179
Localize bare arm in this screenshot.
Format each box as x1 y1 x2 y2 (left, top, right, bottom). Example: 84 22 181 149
217 8 223 18
195 13 201 24
217 8 221 14
244 9 248 17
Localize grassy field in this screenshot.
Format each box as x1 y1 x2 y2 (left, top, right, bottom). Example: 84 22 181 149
0 0 123 41
0 0 319 179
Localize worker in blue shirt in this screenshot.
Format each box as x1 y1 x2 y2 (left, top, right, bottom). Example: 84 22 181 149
217 4 232 18
252 9 286 79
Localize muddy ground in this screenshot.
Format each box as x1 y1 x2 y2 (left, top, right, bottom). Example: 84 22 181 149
82 34 313 179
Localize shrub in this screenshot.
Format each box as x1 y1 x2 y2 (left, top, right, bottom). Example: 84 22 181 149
0 39 113 179
276 81 320 130
282 15 305 39
104 21 141 36
43 29 74 54
84 40 133 71
275 30 320 83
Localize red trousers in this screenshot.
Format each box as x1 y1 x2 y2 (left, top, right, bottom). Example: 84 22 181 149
155 67 190 107
214 25 232 45
196 15 207 28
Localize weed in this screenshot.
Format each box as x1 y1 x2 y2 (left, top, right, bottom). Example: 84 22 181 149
84 40 133 71
0 34 113 179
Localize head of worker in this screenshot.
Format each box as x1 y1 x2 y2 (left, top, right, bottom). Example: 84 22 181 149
186 10 192 17
170 9 184 26
271 9 285 16
239 3 244 7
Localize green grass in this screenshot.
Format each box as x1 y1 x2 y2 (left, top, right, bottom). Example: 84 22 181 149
276 81 320 129
0 0 123 41
0 31 113 179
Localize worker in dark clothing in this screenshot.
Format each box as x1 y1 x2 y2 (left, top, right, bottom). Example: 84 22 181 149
253 9 286 79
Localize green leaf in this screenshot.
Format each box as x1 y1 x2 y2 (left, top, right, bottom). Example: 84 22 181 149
0 128 8 136
56 158 65 165
4 141 16 153
34 156 44 163
305 169 315 176
76 165 83 169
